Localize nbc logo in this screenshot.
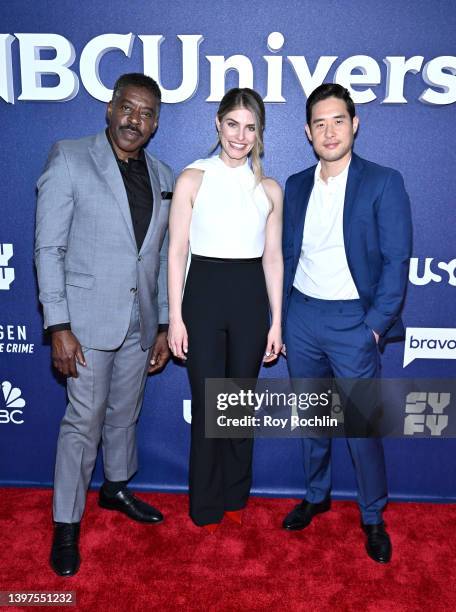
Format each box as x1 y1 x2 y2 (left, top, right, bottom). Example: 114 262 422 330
0 380 25 424
0 243 15 290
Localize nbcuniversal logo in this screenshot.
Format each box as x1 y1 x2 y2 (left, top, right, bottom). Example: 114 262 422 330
403 328 456 367
0 380 26 424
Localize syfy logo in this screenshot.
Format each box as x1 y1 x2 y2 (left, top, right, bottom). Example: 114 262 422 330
0 380 26 425
404 391 449 436
403 328 456 367
0 243 14 290
409 258 456 286
1 32 455 105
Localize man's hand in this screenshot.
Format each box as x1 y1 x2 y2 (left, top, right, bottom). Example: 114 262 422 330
149 331 171 374
51 330 86 378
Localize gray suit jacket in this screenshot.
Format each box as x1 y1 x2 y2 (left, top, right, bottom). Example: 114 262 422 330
35 130 173 350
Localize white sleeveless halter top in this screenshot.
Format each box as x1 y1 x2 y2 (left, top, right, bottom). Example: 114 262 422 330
185 156 270 258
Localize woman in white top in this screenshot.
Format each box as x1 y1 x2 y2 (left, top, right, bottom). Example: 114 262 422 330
168 88 283 531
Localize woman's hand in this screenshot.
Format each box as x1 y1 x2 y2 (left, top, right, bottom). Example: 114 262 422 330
168 319 188 360
263 323 282 363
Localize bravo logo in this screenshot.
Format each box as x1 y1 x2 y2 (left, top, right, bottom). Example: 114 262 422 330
409 258 456 286
404 392 450 436
0 243 14 290
403 328 456 367
0 380 25 424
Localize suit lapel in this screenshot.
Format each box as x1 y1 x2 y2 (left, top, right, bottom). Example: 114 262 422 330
89 131 136 245
294 168 315 263
343 153 364 252
140 151 162 254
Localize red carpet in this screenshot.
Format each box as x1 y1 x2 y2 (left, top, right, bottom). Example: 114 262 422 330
1 489 455 611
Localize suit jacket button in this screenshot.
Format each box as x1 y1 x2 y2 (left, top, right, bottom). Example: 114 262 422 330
130 287 137 293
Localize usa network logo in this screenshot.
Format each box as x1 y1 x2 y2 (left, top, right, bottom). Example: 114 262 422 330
403 328 456 367
0 243 14 290
409 258 456 286
0 380 25 424
404 392 450 436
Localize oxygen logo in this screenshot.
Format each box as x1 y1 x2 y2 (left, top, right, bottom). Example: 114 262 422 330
409 258 456 286
0 380 25 424
0 324 35 354
0 243 14 290
404 391 450 436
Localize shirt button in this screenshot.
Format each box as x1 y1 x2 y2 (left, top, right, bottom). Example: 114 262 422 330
137 255 142 262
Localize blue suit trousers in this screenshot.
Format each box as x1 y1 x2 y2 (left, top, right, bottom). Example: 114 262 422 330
285 288 388 524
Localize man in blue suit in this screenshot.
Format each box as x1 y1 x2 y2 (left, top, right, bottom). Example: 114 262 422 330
281 83 412 563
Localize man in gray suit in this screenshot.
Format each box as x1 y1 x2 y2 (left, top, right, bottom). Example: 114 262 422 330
35 73 173 577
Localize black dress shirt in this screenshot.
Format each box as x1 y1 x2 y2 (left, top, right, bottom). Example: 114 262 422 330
106 129 154 251
48 131 168 335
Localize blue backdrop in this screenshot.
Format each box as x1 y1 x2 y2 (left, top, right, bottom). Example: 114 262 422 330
1 0 455 501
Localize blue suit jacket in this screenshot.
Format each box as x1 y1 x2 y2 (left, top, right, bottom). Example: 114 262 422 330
282 153 413 347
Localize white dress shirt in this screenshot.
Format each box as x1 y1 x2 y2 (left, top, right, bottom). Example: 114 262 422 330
293 160 359 300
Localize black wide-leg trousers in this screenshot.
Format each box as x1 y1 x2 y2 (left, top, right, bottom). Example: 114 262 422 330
182 255 269 526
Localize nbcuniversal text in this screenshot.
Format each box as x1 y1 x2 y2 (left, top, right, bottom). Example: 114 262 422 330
203 378 456 438
1 32 455 105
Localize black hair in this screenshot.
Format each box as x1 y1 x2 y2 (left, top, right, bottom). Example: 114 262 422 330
306 83 355 124
112 73 161 106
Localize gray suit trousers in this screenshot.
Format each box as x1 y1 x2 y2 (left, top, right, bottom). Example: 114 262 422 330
53 297 152 523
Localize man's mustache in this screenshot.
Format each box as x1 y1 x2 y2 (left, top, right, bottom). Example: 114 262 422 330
120 124 142 135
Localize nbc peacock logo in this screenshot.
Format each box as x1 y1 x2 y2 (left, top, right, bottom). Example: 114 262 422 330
0 380 26 424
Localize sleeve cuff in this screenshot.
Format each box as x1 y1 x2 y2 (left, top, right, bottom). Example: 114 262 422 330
364 307 394 337
46 323 71 334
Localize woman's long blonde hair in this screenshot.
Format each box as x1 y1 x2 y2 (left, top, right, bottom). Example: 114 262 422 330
214 87 265 184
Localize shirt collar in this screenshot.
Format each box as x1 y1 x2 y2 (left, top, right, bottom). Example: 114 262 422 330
314 158 351 187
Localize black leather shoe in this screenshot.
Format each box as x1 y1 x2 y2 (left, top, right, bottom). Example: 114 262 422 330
282 498 331 530
50 522 81 577
362 522 392 563
98 488 164 523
